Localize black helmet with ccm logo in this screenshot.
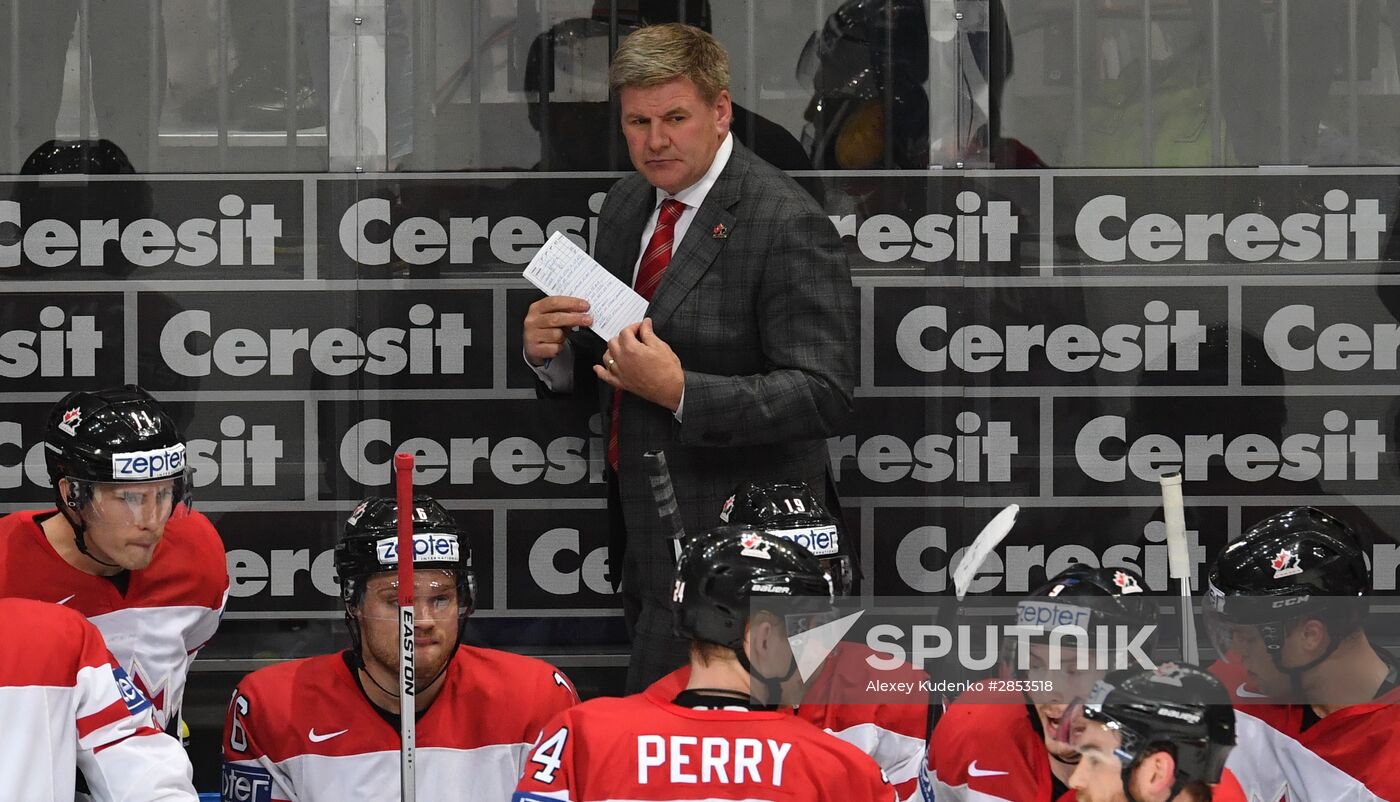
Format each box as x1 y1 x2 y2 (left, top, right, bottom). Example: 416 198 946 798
1205 507 1368 670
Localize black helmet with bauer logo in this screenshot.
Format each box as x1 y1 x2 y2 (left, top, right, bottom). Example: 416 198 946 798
673 525 833 651
1067 663 1236 802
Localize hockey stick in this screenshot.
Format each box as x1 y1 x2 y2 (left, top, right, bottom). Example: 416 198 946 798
953 504 1020 601
394 452 417 802
642 450 686 564
928 504 1020 734
1159 472 1199 665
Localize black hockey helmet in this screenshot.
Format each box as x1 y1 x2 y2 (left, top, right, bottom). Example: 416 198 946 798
1205 507 1369 673
673 525 833 652
796 0 930 168
44 385 191 563
1008 564 1160 680
720 481 855 597
46 385 188 488
335 495 475 610
1065 663 1236 802
1018 563 1159 640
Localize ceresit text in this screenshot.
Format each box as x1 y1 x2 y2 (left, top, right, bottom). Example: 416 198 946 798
1075 411 1384 482
159 304 472 377
1075 190 1386 263
895 301 1206 373
0 194 282 268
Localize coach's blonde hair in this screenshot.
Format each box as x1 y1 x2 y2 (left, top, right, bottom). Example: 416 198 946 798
608 23 730 102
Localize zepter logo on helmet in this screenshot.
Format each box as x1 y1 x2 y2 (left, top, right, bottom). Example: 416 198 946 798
1203 506 1370 686
43 385 193 561
334 496 475 609
1007 564 1161 749
719 481 856 597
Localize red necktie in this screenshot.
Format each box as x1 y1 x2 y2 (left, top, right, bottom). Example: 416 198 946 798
608 199 686 472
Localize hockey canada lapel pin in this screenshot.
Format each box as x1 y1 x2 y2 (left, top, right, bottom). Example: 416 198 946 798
711 222 729 239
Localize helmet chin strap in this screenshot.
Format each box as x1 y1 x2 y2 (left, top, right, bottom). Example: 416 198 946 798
733 642 797 708
1273 623 1352 697
1280 643 1343 698
56 498 122 570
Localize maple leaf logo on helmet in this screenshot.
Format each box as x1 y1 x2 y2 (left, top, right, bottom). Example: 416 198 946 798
1271 548 1303 578
1113 570 1143 594
58 407 82 436
739 531 772 560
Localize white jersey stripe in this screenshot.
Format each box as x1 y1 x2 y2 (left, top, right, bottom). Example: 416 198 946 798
1227 710 1382 802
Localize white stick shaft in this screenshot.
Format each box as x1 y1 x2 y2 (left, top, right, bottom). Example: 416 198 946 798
1179 584 1200 665
400 605 416 801
1160 472 1198 663
1159 473 1190 581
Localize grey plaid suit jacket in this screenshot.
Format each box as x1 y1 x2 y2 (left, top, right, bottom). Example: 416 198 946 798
586 140 858 605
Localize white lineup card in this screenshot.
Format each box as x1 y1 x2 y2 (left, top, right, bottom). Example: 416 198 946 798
523 231 649 342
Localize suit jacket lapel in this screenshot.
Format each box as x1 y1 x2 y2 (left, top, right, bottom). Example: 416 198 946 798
598 176 653 285
646 143 750 330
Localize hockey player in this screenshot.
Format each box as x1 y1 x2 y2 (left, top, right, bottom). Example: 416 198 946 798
0 596 197 800
222 495 578 801
920 563 1159 802
1062 663 1245 802
1204 506 1400 800
0 385 227 736
514 525 897 802
647 481 929 798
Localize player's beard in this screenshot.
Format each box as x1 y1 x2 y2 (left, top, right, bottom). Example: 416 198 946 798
360 617 456 695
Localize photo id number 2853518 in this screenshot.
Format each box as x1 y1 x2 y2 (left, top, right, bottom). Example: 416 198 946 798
986 679 1053 693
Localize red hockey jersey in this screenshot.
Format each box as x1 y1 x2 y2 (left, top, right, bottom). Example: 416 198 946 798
646 642 929 799
1214 769 1250 802
920 686 1059 802
223 645 578 801
0 507 228 731
1208 656 1272 703
1226 689 1400 802
513 693 897 802
0 598 197 801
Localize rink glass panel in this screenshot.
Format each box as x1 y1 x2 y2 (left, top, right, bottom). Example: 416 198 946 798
6 0 1400 791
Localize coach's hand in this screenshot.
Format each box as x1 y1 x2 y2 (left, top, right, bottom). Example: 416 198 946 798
524 296 591 366
596 318 683 413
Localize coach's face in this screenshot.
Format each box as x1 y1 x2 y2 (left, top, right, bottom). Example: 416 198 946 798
620 77 731 195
